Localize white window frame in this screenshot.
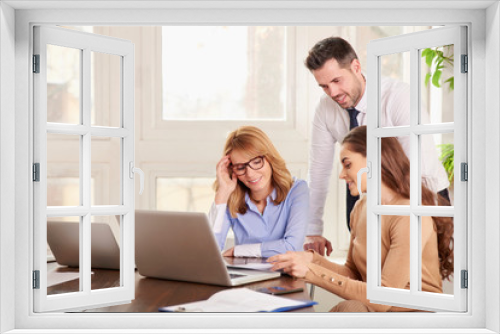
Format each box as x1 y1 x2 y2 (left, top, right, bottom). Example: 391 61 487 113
32 25 136 312
365 25 467 312
2 2 498 333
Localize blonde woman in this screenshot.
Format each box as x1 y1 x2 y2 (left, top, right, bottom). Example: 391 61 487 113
209 126 309 258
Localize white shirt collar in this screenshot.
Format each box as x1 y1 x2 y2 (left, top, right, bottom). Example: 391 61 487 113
244 188 277 206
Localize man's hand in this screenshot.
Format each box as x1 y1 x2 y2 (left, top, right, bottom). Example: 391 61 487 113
303 235 333 256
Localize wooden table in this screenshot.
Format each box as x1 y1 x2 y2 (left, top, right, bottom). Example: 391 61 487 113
47 262 315 312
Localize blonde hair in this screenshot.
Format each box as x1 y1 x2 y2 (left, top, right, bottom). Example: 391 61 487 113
214 126 293 217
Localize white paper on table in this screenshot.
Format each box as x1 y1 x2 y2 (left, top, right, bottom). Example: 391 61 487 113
160 288 314 312
226 262 273 270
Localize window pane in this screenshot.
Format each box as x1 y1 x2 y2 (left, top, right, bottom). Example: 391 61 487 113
91 136 121 206
379 51 410 127
420 45 454 124
47 134 80 206
47 217 81 295
380 214 410 291
162 26 286 120
420 216 454 296
420 133 454 205
380 136 410 205
91 215 121 291
46 44 81 124
91 52 121 127
156 177 214 212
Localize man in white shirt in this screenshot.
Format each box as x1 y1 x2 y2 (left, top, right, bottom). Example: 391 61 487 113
304 37 450 256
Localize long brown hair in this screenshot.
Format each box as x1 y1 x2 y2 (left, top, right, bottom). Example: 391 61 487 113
342 126 454 281
214 126 293 218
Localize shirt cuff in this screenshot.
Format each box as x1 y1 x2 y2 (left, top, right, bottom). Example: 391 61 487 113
208 202 227 233
306 219 324 236
233 243 262 257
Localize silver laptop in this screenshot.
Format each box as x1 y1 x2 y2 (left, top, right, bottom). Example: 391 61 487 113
47 221 121 270
135 210 281 286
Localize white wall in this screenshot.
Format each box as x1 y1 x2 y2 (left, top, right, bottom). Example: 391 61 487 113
0 2 16 333
486 2 500 333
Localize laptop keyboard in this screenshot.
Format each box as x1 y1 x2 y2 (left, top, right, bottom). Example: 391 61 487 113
229 273 246 279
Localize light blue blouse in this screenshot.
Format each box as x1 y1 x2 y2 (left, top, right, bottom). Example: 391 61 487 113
209 178 309 258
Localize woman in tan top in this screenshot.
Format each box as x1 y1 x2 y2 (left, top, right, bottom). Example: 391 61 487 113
268 126 454 312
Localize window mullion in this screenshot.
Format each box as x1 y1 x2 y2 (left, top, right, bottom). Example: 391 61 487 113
409 46 420 295
122 51 135 291
34 30 49 304
45 206 128 217
46 123 130 137
81 47 92 294
365 48 380 298
372 205 454 216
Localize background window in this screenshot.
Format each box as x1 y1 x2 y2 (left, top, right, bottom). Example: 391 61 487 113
161 26 287 120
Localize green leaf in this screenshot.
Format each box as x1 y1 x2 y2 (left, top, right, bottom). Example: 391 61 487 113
425 50 436 67
445 77 454 90
425 72 431 87
437 144 454 182
422 46 455 91
432 70 442 88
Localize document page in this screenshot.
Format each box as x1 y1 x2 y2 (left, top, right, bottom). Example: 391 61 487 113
226 262 274 270
160 287 315 312
224 257 274 271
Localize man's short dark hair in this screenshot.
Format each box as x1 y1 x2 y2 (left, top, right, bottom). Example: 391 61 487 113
305 37 359 71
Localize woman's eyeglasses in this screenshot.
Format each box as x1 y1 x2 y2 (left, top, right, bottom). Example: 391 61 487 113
230 156 265 176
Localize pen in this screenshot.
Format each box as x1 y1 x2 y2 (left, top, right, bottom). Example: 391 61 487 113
257 286 304 295
174 306 203 312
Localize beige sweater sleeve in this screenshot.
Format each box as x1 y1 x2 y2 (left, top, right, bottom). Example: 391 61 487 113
307 247 361 281
305 259 393 312
304 214 419 312
306 203 362 280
